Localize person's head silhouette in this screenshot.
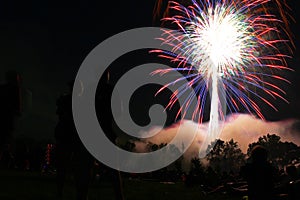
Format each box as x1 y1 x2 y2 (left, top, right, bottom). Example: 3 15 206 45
286 165 297 178
5 70 20 85
250 145 268 163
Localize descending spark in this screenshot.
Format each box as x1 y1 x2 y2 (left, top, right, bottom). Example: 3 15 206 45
152 0 293 151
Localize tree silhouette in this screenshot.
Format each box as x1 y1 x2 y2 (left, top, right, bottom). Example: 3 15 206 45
247 134 300 168
206 139 246 174
145 142 184 181
186 157 206 186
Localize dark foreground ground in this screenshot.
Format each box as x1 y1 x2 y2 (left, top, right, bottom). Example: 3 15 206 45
0 170 241 200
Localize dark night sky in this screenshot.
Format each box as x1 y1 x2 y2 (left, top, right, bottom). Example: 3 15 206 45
0 0 300 140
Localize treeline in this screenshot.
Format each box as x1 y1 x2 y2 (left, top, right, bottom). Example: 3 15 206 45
3 133 300 188
119 134 300 187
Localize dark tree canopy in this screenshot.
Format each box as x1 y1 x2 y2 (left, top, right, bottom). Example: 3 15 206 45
247 134 300 168
206 139 246 174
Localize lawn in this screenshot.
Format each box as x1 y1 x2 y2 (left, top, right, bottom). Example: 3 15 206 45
0 170 242 200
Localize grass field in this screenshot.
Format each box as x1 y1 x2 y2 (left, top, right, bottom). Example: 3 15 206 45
0 170 242 200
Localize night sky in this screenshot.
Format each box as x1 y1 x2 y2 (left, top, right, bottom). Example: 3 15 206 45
0 0 300 140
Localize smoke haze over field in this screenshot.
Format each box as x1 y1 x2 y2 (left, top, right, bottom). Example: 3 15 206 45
132 114 300 170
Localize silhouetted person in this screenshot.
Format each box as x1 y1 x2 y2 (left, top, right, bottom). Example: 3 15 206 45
55 80 94 200
240 145 277 200
0 70 22 169
95 71 125 200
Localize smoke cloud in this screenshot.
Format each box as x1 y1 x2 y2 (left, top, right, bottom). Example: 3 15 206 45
131 114 300 171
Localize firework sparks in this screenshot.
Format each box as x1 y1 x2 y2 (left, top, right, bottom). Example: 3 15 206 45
152 0 293 152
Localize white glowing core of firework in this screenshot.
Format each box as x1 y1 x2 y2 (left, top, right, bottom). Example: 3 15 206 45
201 17 241 67
188 6 249 77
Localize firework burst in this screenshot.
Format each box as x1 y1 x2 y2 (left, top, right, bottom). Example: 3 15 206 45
152 0 293 147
